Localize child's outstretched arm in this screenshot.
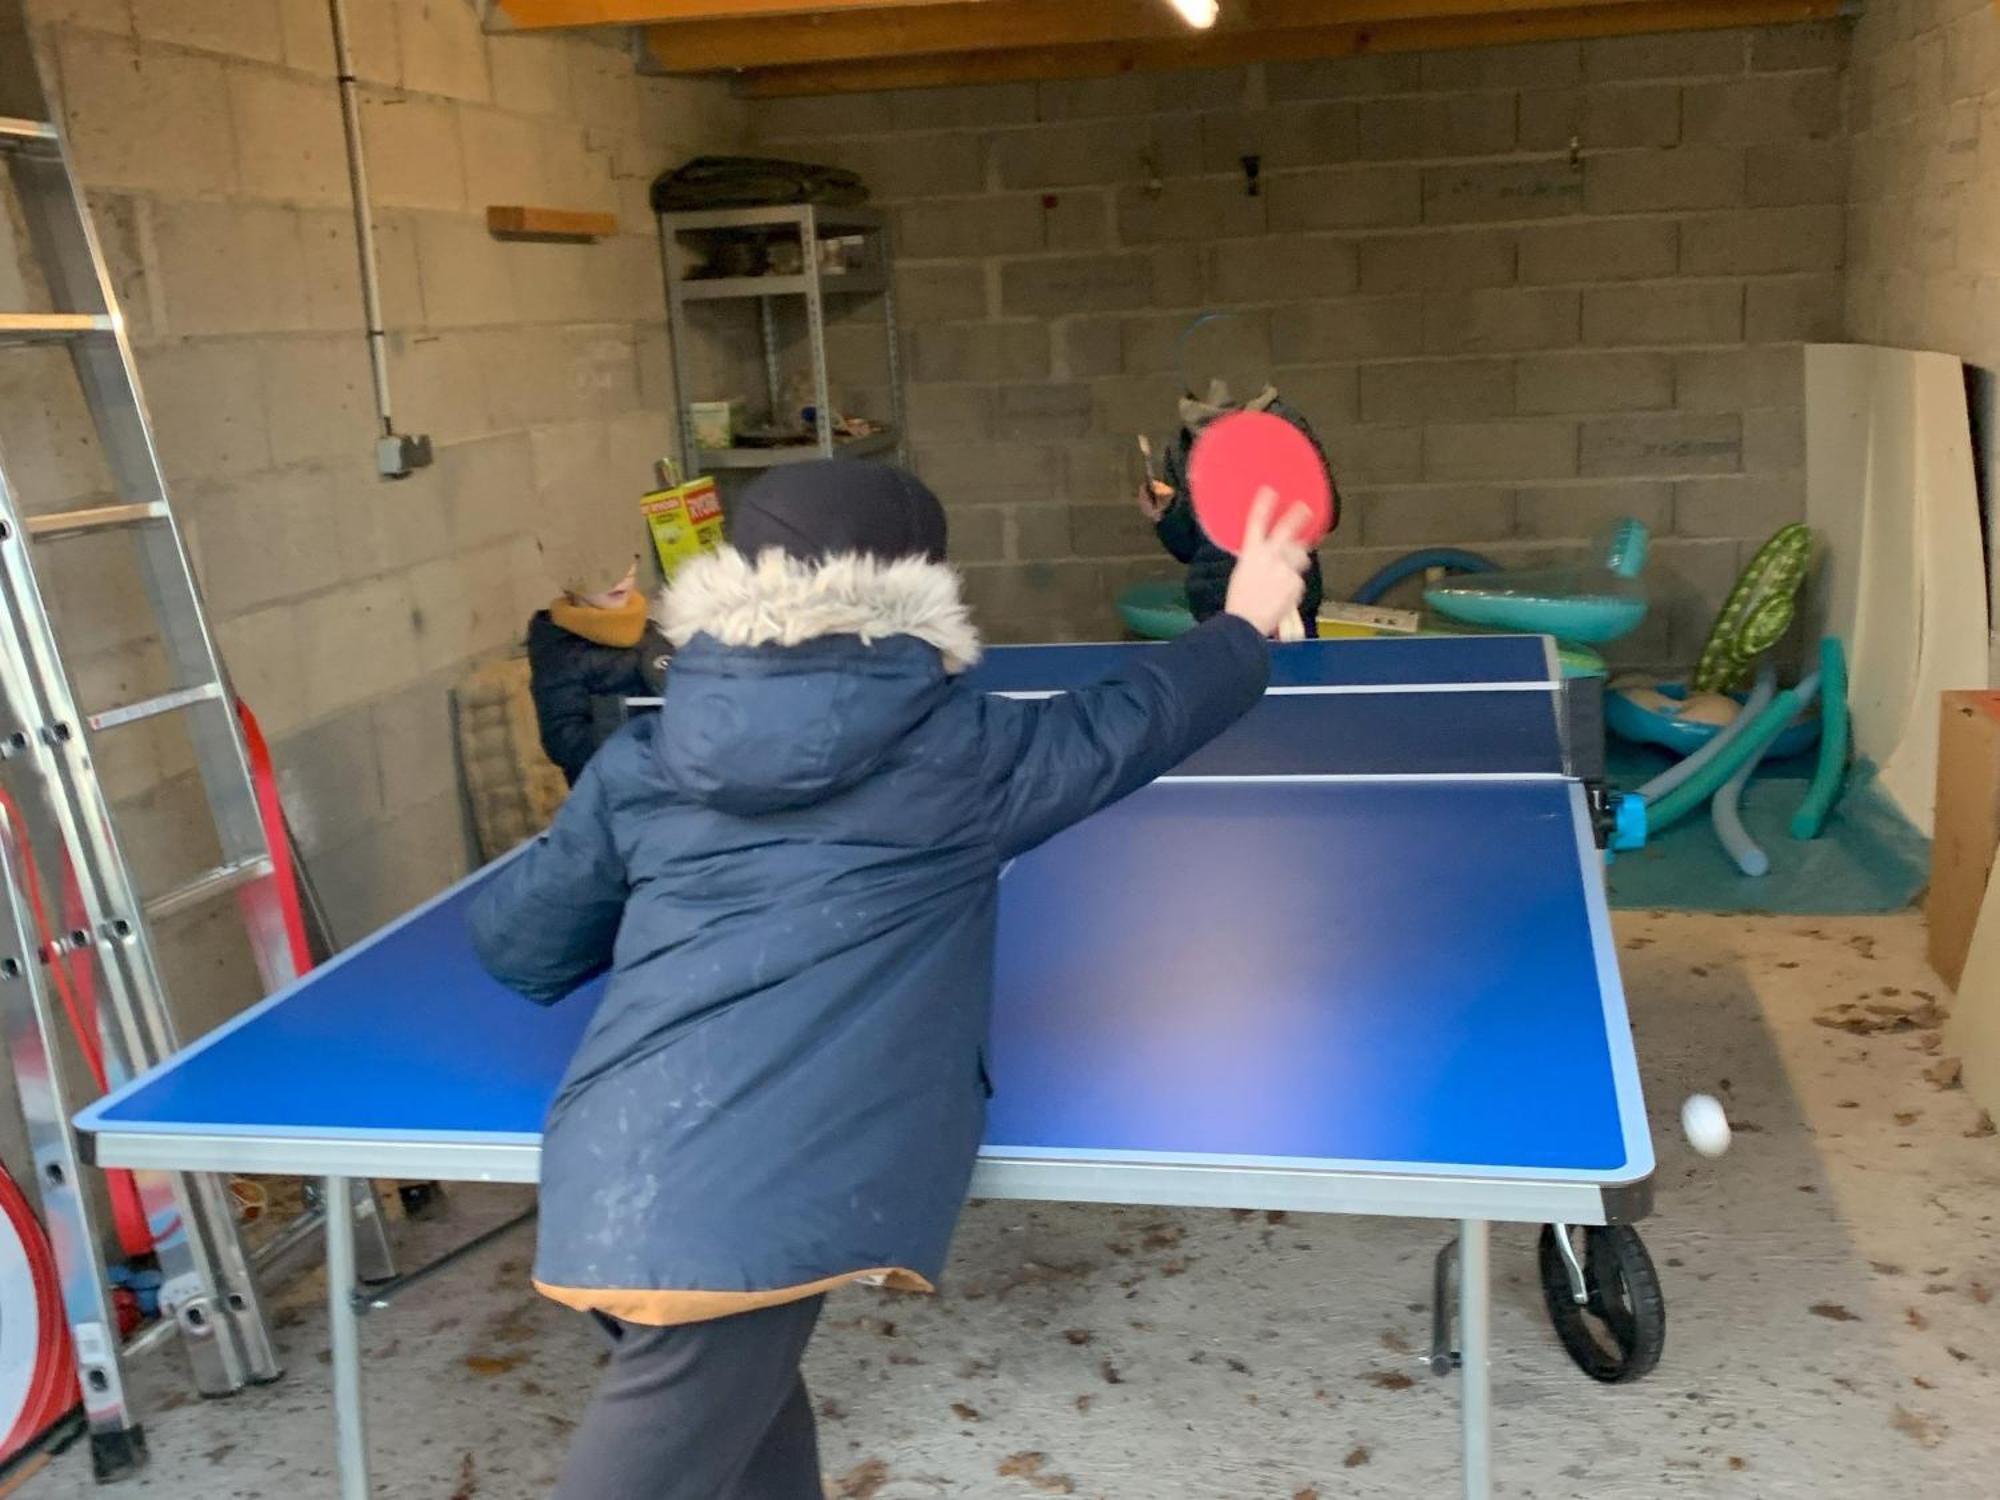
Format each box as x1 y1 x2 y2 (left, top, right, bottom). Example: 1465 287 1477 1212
977 494 1309 856
469 757 626 1004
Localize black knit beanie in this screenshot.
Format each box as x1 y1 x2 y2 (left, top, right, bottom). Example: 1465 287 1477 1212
727 460 947 565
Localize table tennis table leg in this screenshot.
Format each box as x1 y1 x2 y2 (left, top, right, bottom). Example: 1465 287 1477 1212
1459 1219 1492 1500
324 1175 372 1500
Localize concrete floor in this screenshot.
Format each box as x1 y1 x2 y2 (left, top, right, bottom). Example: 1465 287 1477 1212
19 908 2000 1499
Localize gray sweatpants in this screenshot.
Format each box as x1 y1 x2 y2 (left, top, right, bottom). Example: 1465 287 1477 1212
552 1296 825 1500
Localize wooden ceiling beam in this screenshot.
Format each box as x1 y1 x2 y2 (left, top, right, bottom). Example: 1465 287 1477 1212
736 0 1843 96
646 0 1671 74
494 0 976 30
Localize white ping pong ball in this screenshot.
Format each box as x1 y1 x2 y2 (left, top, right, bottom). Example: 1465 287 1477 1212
1681 1094 1731 1158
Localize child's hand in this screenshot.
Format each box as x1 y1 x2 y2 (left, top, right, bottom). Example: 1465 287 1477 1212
1137 480 1174 522
1223 487 1312 638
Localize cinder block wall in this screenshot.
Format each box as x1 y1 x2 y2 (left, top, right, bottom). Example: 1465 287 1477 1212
1846 0 2000 371
752 24 1851 661
0 0 742 988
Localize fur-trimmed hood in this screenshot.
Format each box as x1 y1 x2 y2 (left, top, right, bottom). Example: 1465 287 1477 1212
649 549 980 816
659 548 981 674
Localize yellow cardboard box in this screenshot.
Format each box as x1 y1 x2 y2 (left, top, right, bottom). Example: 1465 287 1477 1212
642 474 725 580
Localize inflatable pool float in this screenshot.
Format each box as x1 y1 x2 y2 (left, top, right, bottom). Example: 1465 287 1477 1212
1116 578 1195 640
1609 679 1821 759
1425 519 1651 645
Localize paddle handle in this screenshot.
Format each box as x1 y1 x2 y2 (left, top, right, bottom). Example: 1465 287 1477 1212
1278 612 1305 643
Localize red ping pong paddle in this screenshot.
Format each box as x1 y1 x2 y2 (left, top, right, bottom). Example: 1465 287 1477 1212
1186 409 1333 640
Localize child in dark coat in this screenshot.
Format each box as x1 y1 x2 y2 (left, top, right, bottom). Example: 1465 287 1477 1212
469 460 1309 1499
525 560 674 786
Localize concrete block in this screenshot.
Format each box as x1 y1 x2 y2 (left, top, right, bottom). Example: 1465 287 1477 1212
1116 178 1268 243
79 191 154 341
1752 21 1848 73
913 443 1063 508
135 0 283 61
1354 94 1517 162
260 337 376 466
1423 161 1585 224
504 239 598 325
1067 503 1156 560
458 107 549 210
359 88 467 211
396 0 491 102
1271 296 1425 363
1585 30 1749 83
1518 219 1678 284
1203 103 1357 173
312 789 468 939
896 197 1041 260
1426 419 1578 482
1359 485 1516 547
135 341 272 480
274 703 386 859
1267 166 1422 231
904 383 995 442
994 118 1197 192
436 427 537 545
293 567 409 721
333 448 452 582
1207 235 1359 304
0 352 113 506
1266 54 1422 102
1514 480 1673 540
1319 423 1424 485
1090 375 1176 441
368 210 426 329
152 198 305 334
299 210 371 333
1743 406 1805 473
1516 351 1674 414
1424 288 1580 355
1585 147 1745 213
370 675 459 817
1745 275 1845 342
1358 358 1514 424
1043 190 1112 252
1061 437 1139 505
895 264 988 322
1421 40 1583 91
413 212 518 328
1271 364 1360 429
907 323 1048 384
888 83 1036 131
1148 245 1205 306
1674 473 1805 539
471 326 581 428
1357 229 1515 294
1121 309 1269 377
485 33 573 117
1673 346 1804 413
1005 506 1069 563
230 66 350 206
943 505 1006 565
57 30 237 194
1582 282 1743 346
388 329 492 445
536 123 617 216
1580 410 1741 480
216 602 308 739
1681 206 1845 276
278 0 338 74
565 35 639 140
1000 254 1152 316
1038 69 1242 121
755 90 896 140
186 466 349 617
995 384 1094 441
1518 84 1682 153
1683 75 1843 146
1057 317 1124 379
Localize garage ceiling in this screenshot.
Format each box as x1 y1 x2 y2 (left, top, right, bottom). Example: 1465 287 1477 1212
490 0 1847 96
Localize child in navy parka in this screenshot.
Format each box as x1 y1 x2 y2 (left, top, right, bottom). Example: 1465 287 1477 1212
469 460 1310 1499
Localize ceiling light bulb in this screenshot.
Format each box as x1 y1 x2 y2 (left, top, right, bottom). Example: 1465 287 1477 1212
1169 0 1219 29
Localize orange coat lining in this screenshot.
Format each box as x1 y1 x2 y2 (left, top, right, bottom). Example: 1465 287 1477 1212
534 1267 935 1327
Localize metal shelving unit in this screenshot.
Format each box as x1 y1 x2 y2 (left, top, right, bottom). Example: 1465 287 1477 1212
659 203 904 473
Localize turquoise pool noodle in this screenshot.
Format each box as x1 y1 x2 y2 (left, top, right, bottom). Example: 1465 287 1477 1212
1790 638 1850 841
1646 686 1809 836
1714 672 1823 876
1633 664 1777 804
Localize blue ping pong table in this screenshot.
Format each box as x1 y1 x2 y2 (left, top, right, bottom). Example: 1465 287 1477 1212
79 634 1655 1500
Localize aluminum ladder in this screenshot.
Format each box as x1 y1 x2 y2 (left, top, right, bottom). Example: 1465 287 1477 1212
0 23 391 1482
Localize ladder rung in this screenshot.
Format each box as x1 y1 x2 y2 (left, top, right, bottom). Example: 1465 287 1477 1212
25 502 170 539
0 118 58 152
144 857 276 924
87 682 224 733
0 312 114 344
